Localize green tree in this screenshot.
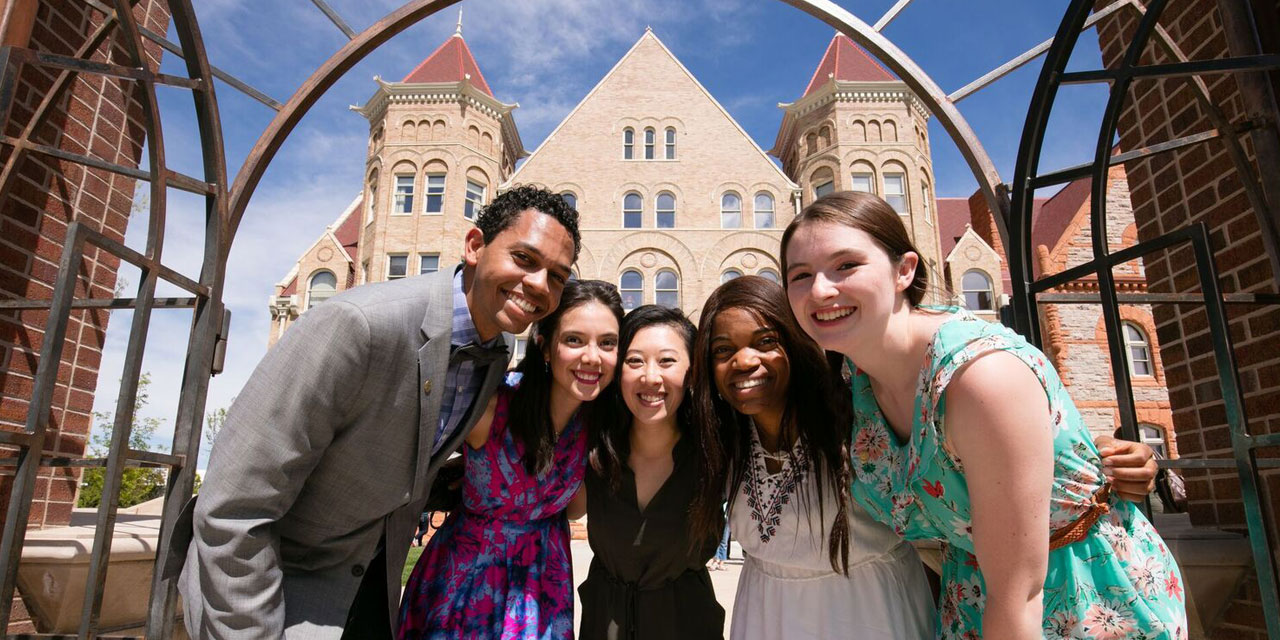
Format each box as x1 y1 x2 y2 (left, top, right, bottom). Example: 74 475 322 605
77 373 167 509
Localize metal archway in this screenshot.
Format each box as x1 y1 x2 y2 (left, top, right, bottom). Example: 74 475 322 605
0 0 1206 636
1009 0 1280 634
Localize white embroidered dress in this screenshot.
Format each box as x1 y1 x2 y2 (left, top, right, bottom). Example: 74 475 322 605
728 426 935 640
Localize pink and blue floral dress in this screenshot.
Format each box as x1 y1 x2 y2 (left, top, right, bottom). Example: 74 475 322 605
397 385 585 639
848 308 1187 639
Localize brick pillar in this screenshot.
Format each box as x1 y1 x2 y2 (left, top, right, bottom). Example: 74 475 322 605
0 0 169 633
1093 1 1280 637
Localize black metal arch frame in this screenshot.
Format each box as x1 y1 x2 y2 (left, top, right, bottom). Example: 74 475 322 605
0 0 1275 636
1009 0 1280 634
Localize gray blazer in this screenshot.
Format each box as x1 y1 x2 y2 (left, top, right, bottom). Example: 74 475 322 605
176 266 509 638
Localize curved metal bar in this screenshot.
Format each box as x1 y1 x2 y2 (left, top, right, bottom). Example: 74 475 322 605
77 0 168 634
228 0 1006 253
142 0 232 634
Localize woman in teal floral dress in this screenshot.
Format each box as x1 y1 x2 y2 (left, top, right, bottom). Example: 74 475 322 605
780 191 1187 639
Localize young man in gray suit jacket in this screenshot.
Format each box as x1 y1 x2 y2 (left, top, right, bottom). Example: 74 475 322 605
176 186 580 639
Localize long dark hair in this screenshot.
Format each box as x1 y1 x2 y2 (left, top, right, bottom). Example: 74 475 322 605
588 305 697 491
689 276 853 573
509 279 623 475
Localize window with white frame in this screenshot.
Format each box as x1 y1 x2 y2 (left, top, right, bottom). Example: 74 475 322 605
1123 322 1153 376
884 173 907 213
393 175 414 214
721 269 742 284
961 270 994 311
921 182 933 225
850 172 874 194
464 180 485 220
620 270 643 311
307 271 337 309
387 254 409 280
366 181 377 224
655 270 679 308
419 254 439 275
754 192 775 228
644 127 655 160
561 192 577 209
513 337 528 367
721 192 742 228
814 180 835 198
623 192 642 228
656 192 675 229
757 269 780 284
665 127 676 159
424 173 445 214
1139 424 1167 458
623 128 635 160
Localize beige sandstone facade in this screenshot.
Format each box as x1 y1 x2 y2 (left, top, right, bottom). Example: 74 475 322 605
268 30 946 359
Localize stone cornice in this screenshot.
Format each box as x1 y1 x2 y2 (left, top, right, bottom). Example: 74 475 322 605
351 76 526 159
779 79 932 122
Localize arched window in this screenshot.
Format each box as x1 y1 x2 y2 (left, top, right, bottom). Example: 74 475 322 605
961 270 994 311
620 270 643 311
656 192 675 228
561 192 577 209
644 127 656 159
393 174 414 214
812 167 835 199
851 163 875 194
805 131 818 156
757 269 780 284
720 192 742 228
754 192 775 228
424 171 446 214
920 181 932 225
655 270 679 308
721 269 742 284
623 192 642 228
1123 322 1153 376
818 125 832 149
365 173 378 224
665 127 676 159
623 128 634 159
307 271 337 309
883 170 907 213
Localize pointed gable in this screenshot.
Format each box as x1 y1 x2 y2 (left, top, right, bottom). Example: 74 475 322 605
401 34 493 97
509 30 795 210
803 33 895 96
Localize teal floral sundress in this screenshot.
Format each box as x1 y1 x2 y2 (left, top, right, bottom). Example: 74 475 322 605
848 308 1187 640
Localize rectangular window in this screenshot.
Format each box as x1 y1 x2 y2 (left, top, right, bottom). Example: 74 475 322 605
393 175 414 214
850 173 874 194
665 128 676 159
884 174 907 213
424 174 445 214
921 183 932 225
814 180 835 199
513 337 528 367
366 185 377 224
464 180 486 220
644 128 655 160
387 254 409 280
419 254 440 275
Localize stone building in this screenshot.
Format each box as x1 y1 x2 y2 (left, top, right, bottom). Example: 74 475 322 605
269 30 944 358
937 163 1176 454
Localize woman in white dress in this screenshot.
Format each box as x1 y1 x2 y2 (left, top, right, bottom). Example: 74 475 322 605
688 275 935 639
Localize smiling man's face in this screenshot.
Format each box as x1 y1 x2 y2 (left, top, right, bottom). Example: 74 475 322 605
463 208 576 342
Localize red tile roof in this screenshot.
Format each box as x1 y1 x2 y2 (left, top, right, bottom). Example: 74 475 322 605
936 197 972 258
401 35 493 97
334 198 362 260
803 34 895 97
1031 176 1093 277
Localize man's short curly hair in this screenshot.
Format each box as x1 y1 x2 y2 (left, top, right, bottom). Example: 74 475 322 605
474 185 582 261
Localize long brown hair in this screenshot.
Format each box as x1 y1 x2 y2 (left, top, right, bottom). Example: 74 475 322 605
688 276 853 573
781 190 929 307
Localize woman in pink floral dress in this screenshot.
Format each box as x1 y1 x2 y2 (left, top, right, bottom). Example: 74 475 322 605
397 280 623 639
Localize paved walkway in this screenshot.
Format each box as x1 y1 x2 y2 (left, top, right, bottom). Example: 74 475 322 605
570 539 744 635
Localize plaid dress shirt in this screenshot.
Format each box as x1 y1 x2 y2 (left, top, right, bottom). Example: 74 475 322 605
432 269 507 455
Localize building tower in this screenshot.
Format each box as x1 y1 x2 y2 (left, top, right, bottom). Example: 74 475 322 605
772 34 944 292
269 25 524 346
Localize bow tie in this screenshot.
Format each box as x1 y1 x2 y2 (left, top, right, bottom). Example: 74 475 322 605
454 342 509 365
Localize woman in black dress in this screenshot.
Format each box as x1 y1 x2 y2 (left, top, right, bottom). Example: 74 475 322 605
575 305 724 640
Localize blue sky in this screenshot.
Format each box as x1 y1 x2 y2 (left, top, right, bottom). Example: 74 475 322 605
90 0 1111 463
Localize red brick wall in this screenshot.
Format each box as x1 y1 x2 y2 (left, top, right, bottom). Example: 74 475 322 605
0 1 169 530
1094 1 1280 637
